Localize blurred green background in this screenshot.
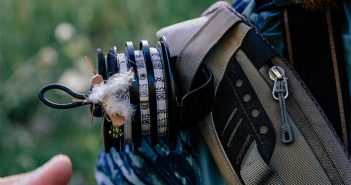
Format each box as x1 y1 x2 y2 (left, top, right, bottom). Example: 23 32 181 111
0 0 216 184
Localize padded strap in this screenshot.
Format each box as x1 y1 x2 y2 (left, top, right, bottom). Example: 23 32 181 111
176 8 243 94
202 23 251 92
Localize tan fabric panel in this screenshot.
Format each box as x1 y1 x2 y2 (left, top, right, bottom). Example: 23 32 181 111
176 8 242 93
156 16 208 58
235 50 332 185
240 141 282 185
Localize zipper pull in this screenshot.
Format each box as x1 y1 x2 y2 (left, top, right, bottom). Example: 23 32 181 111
269 66 294 144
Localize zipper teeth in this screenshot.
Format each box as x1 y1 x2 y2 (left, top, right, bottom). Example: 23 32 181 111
326 8 348 147
288 87 347 183
279 57 349 152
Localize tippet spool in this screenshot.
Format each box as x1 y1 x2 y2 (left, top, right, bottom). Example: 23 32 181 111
38 36 214 153
96 37 177 151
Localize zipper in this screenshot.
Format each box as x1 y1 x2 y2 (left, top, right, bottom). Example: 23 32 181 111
269 66 294 144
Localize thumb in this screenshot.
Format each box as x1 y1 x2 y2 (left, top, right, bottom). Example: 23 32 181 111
0 155 73 185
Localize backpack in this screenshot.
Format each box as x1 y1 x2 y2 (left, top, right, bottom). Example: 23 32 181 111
157 2 351 184
38 2 351 184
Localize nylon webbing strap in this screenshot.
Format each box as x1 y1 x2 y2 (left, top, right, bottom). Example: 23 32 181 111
203 23 251 92
176 8 243 93
240 141 282 185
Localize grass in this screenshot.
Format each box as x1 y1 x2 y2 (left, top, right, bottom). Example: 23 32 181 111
0 0 216 184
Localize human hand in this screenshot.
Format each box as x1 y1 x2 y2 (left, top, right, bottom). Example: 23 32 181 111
0 155 72 185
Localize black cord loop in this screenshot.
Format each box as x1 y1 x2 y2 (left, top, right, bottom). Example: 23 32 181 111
38 83 89 109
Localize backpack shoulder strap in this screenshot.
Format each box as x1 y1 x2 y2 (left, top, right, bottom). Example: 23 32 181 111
176 7 246 94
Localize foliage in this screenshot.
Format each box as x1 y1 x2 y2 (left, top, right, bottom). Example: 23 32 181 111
0 0 216 184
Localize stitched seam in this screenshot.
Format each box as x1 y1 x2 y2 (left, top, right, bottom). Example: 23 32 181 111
288 83 345 184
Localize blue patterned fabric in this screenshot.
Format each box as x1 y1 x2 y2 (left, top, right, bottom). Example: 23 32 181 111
233 0 285 54
95 133 199 185
95 130 225 185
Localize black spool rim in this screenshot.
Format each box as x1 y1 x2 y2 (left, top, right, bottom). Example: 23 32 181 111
106 47 123 152
140 40 158 146
125 42 133 70
91 49 105 117
107 48 119 77
113 46 121 73
125 41 142 147
97 48 107 80
97 49 114 152
158 36 178 149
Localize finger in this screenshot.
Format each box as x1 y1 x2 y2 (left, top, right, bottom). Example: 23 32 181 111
0 173 27 185
25 155 73 185
0 155 73 185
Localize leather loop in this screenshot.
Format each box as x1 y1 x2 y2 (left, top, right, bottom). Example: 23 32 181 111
179 64 214 129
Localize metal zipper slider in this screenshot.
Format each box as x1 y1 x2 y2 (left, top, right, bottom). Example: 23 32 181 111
269 66 294 144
